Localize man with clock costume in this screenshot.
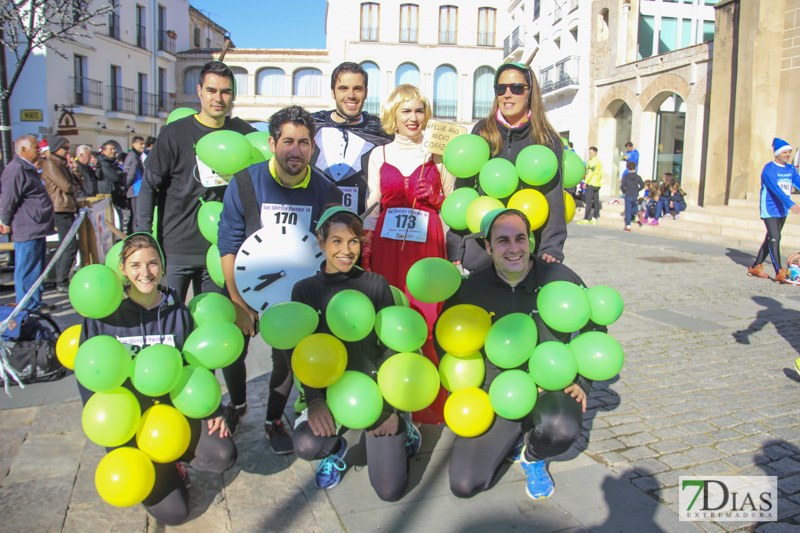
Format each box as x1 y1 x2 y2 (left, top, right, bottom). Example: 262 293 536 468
137 60 256 436
219 105 342 454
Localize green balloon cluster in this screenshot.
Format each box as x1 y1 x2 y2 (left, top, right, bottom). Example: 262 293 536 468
166 107 196 124
484 313 538 369
390 286 410 307
82 387 141 447
374 306 428 353
131 344 183 397
188 292 236 327
479 158 519 199
465 195 504 234
378 352 440 412
406 257 462 304
196 130 253 176
439 351 485 392
69 264 123 319
516 145 558 186
562 151 586 188
169 365 222 419
536 280 591 333
198 200 223 245
206 245 224 288
326 289 376 342
183 322 244 370
260 301 319 349
587 285 624 326
489 370 537 420
326 371 383 429
104 241 124 278
74 335 130 392
569 331 624 382
443 134 490 178
246 132 273 164
528 341 578 391
441 188 480 231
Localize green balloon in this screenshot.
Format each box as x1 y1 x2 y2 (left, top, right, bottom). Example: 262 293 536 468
587 285 624 326
441 187 480 231
569 331 624 382
104 240 124 278
69 264 123 319
406 257 462 304
489 369 537 420
479 159 520 199
528 341 578 391
169 365 222 419
484 313 538 369
326 289 376 342
374 306 428 353
536 280 591 333
245 131 273 163
131 344 183 397
206 244 224 288
195 130 253 175
188 292 236 327
529 231 537 254
260 301 319 349
516 145 558 186
183 322 244 369
198 200 223 245
74 335 130 392
390 286 410 307
82 387 141 447
166 107 196 124
465 195 504 234
443 134 491 178
326 371 383 429
439 351 485 392
377 352 440 412
562 151 586 188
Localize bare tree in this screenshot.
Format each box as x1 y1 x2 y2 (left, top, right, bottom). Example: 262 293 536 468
0 0 112 164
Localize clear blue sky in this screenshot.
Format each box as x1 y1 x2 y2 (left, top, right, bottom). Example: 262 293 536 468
190 0 328 49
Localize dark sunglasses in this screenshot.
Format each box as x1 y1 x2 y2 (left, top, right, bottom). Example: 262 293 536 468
494 83 529 96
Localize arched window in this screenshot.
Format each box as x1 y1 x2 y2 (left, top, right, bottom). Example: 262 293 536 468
433 65 457 118
360 61 380 115
294 68 323 96
257 68 285 96
395 62 420 88
472 66 494 120
183 66 201 95
598 9 609 41
231 67 249 96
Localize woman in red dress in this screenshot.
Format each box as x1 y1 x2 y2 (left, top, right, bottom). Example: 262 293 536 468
363 84 455 423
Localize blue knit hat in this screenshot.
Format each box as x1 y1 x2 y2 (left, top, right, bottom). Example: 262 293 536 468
773 137 792 156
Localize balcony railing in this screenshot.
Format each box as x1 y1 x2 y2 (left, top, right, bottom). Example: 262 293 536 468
363 97 380 115
569 0 579 13
472 100 493 120
400 28 417 42
539 56 580 95
73 77 103 109
533 0 540 20
554 6 562 23
478 31 494 47
361 26 378 41
137 91 158 117
504 27 523 56
109 85 136 114
158 30 176 54
433 99 456 119
108 13 120 39
136 24 147 49
157 93 175 113
439 30 456 44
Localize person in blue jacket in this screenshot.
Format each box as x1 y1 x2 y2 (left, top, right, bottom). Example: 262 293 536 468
748 138 800 283
621 142 639 180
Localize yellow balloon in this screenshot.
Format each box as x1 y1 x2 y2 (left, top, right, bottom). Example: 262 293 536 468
56 324 81 370
439 352 486 392
508 189 549 230
444 387 495 437
95 447 155 507
292 333 348 388
563 191 576 223
435 304 492 356
466 196 505 234
135 404 191 463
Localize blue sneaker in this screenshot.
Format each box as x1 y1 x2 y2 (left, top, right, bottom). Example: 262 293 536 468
506 435 525 463
314 438 347 490
519 448 554 500
404 412 421 457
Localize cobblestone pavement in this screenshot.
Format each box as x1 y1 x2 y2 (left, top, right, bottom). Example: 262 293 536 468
1 223 799 532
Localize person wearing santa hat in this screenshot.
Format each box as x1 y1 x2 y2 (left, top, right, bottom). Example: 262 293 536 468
748 137 800 283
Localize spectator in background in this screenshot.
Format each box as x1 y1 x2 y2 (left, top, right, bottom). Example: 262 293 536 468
74 145 98 197
621 141 639 180
123 136 145 234
89 151 98 170
578 146 602 225
41 135 80 293
620 161 643 232
0 135 55 312
142 136 157 164
95 141 123 196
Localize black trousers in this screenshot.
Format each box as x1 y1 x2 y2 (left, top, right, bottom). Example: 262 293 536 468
583 185 601 220
53 212 79 287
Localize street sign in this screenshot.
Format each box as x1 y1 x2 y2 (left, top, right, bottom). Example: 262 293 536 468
20 109 42 122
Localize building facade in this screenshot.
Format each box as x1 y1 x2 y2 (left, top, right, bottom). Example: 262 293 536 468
588 0 717 198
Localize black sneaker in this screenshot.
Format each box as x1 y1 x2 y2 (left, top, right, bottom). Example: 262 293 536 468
222 403 248 436
265 419 293 455
176 462 191 489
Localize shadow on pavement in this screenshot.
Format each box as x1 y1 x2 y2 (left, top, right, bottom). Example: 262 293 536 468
732 296 800 356
754 438 800 525
566 375 621 461
726 248 755 268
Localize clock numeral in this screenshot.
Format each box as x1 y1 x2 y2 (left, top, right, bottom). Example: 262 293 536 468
241 249 250 256
302 235 309 242
242 287 250 293
261 302 269 311
236 266 246 271
274 211 298 225
315 252 323 258
255 234 263 243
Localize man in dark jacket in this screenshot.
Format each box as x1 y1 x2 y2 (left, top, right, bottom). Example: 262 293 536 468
74 145 98 197
95 141 123 197
41 135 80 292
0 135 55 311
123 136 145 234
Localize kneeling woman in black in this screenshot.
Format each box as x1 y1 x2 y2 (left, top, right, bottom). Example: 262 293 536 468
292 206 420 501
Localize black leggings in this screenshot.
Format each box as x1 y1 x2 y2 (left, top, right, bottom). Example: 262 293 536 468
53 212 79 287
583 185 600 220
449 390 583 498
294 417 409 501
753 216 787 275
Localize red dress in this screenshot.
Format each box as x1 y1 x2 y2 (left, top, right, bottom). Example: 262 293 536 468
371 150 448 424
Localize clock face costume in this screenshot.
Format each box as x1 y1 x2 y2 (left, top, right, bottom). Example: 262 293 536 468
233 224 323 312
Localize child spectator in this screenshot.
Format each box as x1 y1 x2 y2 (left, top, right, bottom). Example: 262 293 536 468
620 161 644 232
669 182 687 219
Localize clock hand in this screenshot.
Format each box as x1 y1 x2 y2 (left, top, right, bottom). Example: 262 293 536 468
254 271 286 291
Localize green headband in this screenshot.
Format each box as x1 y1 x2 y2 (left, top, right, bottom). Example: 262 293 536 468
316 206 363 233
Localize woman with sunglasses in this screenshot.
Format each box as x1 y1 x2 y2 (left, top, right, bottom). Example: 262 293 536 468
449 63 566 272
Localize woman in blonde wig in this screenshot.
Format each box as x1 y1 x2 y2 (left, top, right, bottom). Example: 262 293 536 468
449 63 566 271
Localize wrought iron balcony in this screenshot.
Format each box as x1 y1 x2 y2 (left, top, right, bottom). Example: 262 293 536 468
158 30 176 54
433 99 456 119
73 77 103 109
539 56 580 95
400 28 417 42
361 27 378 41
478 31 494 47
439 30 456 44
109 85 136 114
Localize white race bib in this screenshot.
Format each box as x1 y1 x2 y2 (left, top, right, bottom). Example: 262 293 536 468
339 187 359 212
780 180 792 195
195 156 233 187
380 208 429 243
260 203 313 232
